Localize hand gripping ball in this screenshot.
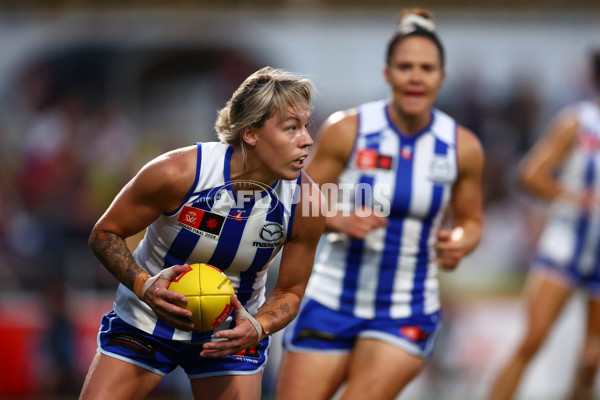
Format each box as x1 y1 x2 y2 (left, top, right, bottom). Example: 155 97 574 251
168 263 234 331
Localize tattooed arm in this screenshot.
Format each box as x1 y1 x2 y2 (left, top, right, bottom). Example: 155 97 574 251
89 230 148 297
201 174 326 357
88 146 198 330
256 176 325 336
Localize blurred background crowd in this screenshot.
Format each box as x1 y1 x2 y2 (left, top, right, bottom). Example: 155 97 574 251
0 1 599 399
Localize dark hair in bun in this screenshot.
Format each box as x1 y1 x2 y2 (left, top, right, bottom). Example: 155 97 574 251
386 8 445 67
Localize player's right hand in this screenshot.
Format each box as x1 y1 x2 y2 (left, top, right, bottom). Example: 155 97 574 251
141 264 195 331
329 209 388 239
435 227 465 271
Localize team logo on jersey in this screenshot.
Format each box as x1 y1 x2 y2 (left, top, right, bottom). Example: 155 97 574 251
178 206 225 239
356 149 394 170
253 222 284 247
428 156 456 183
401 145 412 161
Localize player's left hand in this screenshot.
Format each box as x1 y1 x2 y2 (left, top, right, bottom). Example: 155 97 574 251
434 227 466 271
199 294 262 357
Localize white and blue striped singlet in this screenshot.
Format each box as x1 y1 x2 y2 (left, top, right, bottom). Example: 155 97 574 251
305 100 458 320
113 142 301 341
534 100 600 283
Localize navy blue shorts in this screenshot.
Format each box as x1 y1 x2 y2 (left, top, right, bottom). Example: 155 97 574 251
98 310 270 378
533 254 600 297
282 299 441 358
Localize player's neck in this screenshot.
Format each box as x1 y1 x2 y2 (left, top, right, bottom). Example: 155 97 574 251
387 104 431 136
229 147 277 189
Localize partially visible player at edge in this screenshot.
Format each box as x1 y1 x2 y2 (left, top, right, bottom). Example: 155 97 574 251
79 67 326 400
276 8 484 400
488 51 600 400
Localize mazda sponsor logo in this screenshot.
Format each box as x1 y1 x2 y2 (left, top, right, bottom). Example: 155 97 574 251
259 223 284 242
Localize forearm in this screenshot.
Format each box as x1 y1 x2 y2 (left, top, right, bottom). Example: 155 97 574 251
254 290 301 340
88 229 150 299
519 171 563 200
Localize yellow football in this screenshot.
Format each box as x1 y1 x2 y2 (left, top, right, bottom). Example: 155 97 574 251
168 263 234 332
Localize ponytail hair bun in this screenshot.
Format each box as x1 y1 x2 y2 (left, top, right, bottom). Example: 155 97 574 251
386 8 445 67
397 9 436 34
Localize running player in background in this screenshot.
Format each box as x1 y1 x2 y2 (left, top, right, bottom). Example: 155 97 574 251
79 66 326 400
488 51 600 400
276 8 484 400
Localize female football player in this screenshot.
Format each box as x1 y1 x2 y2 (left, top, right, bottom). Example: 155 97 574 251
276 8 484 400
488 51 600 400
80 66 326 400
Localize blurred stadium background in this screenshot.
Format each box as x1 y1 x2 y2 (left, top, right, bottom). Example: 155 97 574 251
0 1 599 399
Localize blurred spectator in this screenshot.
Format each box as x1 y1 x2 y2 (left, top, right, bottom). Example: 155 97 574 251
36 276 79 397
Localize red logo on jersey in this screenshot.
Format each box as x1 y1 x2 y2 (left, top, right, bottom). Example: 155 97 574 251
178 206 205 229
401 146 412 160
205 218 219 229
400 326 429 342
579 132 600 152
356 149 378 169
178 206 225 237
233 211 243 221
357 149 394 170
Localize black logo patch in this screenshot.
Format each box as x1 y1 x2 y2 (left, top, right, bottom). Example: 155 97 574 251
178 207 226 239
376 155 393 170
198 212 226 236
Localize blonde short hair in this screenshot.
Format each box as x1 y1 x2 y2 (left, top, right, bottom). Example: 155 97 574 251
215 66 315 151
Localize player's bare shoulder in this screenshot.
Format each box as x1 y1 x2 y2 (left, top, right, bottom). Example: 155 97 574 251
551 106 580 136
456 125 484 175
136 145 199 212
146 145 197 182
308 108 359 175
319 108 359 142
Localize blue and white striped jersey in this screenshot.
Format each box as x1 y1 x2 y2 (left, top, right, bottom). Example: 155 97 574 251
113 142 300 341
534 101 600 281
305 99 458 319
